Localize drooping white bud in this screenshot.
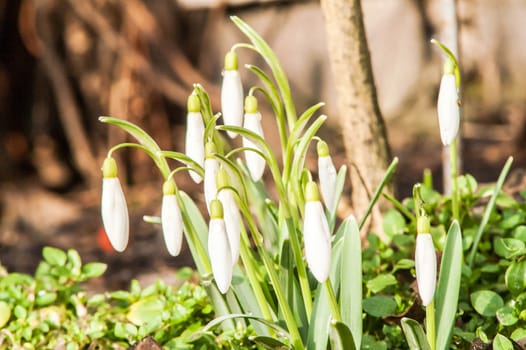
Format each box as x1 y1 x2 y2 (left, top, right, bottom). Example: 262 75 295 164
303 181 331 283
185 94 205 183
221 51 244 138
204 142 219 212
437 74 460 146
415 216 437 306
243 96 266 181
217 168 240 266
317 140 337 213
101 157 129 252
161 181 184 257
208 200 233 294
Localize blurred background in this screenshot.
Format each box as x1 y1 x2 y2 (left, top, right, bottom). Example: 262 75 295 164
0 0 525 289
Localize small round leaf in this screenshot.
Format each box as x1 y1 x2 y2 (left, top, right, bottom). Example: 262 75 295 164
470 290 504 317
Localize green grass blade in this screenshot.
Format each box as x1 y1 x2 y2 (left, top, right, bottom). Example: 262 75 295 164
328 165 348 232
467 156 513 267
401 317 431 350
329 321 356 350
340 215 362 348
435 220 463 350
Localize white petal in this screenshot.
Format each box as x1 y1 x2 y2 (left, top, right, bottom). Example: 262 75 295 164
218 190 240 265
221 70 244 138
208 218 233 294
437 75 460 146
318 155 338 212
242 112 266 181
415 233 437 306
204 158 219 212
185 111 205 183
303 201 331 283
161 194 184 256
101 178 129 252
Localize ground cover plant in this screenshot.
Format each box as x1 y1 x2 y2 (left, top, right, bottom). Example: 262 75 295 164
0 16 524 350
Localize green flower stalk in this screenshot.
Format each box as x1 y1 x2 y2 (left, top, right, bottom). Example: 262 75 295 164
216 168 241 266
100 157 129 252
437 59 460 146
161 180 184 257
204 142 219 212
303 181 331 283
317 140 337 213
185 93 205 183
242 95 266 181
221 50 244 139
208 199 233 294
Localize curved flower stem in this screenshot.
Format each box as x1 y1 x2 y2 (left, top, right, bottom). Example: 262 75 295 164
325 279 341 322
426 300 436 350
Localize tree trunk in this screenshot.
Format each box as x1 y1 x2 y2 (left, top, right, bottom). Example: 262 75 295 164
320 0 391 235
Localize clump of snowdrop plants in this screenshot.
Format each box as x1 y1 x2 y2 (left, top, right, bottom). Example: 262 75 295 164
99 18 471 350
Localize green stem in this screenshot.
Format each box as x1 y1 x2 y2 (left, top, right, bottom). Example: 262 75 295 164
426 300 436 350
450 140 459 220
325 280 341 322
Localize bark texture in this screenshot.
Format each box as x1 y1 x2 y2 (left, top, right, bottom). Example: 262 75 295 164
320 0 391 234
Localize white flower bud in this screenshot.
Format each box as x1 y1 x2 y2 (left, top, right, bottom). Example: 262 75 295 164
437 74 460 146
208 200 233 294
243 111 266 181
161 193 184 257
101 177 129 252
204 157 219 212
303 182 331 283
218 189 240 266
415 233 437 306
221 70 244 139
185 111 205 183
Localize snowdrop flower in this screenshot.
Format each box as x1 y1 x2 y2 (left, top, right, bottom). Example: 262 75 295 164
204 142 219 212
317 140 337 213
437 59 460 146
221 50 244 138
415 215 437 306
216 168 241 266
100 157 129 252
303 181 331 283
185 93 205 183
242 95 266 181
208 199 233 294
161 180 184 257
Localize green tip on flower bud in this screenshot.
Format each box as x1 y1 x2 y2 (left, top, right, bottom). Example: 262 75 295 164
216 167 229 189
187 93 201 112
102 157 118 178
244 95 258 114
443 58 455 76
163 180 177 195
224 51 238 71
317 140 329 158
210 199 224 219
305 181 320 202
205 141 217 159
417 215 430 234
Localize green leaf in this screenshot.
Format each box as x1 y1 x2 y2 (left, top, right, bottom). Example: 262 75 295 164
510 328 526 342
435 220 463 350
81 262 107 279
127 296 165 326
340 215 362 348
366 274 397 294
400 318 431 350
0 301 11 328
382 210 406 240
328 165 348 232
393 259 415 272
505 260 526 295
307 284 331 350
494 237 525 259
35 291 57 306
493 334 514 350
329 321 356 350
470 290 504 317
513 225 526 242
42 247 67 266
496 306 518 326
252 336 289 350
362 296 397 317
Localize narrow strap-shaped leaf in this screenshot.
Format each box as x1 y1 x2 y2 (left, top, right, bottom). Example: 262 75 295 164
401 317 431 350
435 220 463 350
252 336 290 350
329 321 356 350
328 165 348 232
201 313 292 341
340 215 362 348
306 283 330 350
